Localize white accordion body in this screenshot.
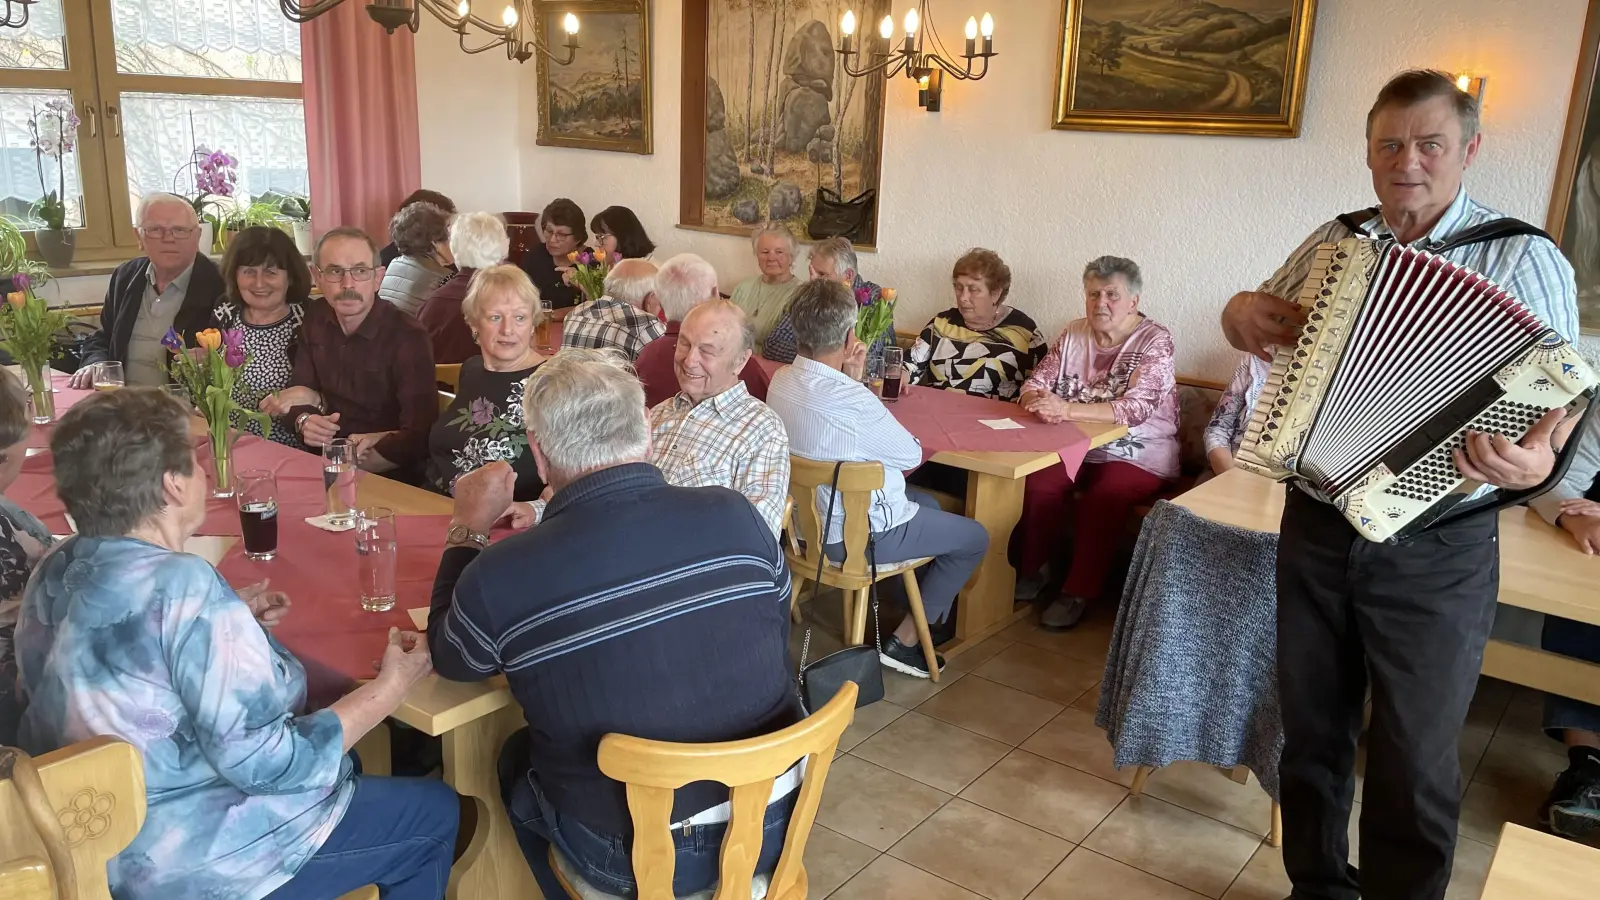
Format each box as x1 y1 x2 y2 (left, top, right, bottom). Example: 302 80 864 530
1236 237 1599 543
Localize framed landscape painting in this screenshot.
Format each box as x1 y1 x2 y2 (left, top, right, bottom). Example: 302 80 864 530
535 1 653 154
1052 0 1318 137
1547 0 1600 333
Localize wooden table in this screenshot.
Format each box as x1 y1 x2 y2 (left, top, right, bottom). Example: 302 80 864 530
1480 823 1600 898
1173 468 1600 707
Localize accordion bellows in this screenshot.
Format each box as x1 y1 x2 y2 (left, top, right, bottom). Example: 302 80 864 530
1236 237 1599 542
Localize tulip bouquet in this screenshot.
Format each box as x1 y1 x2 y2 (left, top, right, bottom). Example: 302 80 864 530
164 327 270 497
855 285 897 350
565 248 622 301
0 270 69 423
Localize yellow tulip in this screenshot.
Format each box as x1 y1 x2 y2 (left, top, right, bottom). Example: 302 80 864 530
195 329 222 351
566 251 580 262
880 288 897 302
5 292 25 308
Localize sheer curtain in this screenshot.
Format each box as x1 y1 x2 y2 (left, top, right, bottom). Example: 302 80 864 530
301 6 421 245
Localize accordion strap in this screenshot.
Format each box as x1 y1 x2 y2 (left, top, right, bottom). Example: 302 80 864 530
1336 206 1553 250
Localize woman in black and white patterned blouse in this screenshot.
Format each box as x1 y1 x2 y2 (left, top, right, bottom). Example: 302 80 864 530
212 226 312 447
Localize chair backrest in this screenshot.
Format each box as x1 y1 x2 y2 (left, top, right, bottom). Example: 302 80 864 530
784 456 884 579
0 736 145 900
598 682 858 900
435 363 463 391
438 390 456 413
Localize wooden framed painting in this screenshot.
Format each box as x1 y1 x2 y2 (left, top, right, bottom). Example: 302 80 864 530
1052 0 1318 138
1547 1 1600 333
535 1 653 155
677 0 889 246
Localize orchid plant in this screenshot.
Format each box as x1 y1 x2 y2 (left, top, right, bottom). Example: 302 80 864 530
565 247 622 301
164 327 271 456
174 145 240 220
29 98 81 231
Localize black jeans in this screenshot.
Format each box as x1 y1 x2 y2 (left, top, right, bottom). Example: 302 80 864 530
1277 487 1499 900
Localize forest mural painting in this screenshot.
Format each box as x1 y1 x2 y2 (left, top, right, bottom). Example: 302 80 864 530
536 1 652 154
682 0 888 244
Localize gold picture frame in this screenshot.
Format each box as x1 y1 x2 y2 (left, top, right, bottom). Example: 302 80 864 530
1052 0 1318 138
1546 0 1600 332
535 0 653 155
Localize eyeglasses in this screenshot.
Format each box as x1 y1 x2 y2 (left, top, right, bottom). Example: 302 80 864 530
544 228 574 240
319 265 377 282
138 225 198 240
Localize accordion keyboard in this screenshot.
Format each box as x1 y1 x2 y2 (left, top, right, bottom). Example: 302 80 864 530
1379 400 1547 508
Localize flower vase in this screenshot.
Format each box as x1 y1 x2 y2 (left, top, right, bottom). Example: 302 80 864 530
198 222 214 256
23 365 54 424
35 228 75 268
210 440 234 499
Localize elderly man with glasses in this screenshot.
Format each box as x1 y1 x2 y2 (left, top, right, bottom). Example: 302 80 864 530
68 192 226 388
260 227 438 481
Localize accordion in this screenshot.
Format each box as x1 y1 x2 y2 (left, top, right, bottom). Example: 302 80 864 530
1236 235 1599 543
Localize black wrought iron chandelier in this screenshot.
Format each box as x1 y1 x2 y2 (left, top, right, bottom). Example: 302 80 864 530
277 0 579 64
835 1 995 112
1 0 37 29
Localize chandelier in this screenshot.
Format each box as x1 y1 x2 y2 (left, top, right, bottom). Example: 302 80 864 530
835 1 995 112
1 0 36 29
277 0 580 64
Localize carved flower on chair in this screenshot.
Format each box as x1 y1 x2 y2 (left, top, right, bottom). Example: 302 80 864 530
57 787 115 846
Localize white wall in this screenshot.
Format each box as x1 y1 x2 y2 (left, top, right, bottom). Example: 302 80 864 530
415 0 1594 379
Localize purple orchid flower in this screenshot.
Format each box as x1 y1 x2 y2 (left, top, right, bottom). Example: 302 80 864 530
160 327 184 353
468 397 495 426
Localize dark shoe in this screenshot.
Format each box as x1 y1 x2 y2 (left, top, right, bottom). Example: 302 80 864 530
1545 747 1600 839
1040 594 1089 631
928 616 956 648
879 635 946 679
1014 564 1053 602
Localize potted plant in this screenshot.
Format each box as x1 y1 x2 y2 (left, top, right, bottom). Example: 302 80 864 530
0 217 67 423
277 194 313 254
28 99 82 268
173 142 239 254
219 201 286 249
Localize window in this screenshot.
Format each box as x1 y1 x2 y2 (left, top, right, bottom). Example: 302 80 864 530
0 0 307 258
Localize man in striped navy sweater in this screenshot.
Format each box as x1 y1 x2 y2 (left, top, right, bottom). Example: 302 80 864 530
428 349 803 897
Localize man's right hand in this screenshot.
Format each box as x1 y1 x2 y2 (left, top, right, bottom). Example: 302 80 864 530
1221 291 1306 361
1559 504 1600 554
68 366 96 389
299 412 341 447
260 386 319 417
453 461 517 534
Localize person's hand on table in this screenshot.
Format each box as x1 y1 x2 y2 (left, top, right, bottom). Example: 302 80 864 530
238 580 291 629
453 461 517 535
1454 408 1565 491
375 627 432 692
1023 393 1073 424
260 386 320 417
298 412 341 448
350 431 394 462
1221 291 1305 362
68 365 98 389
1559 501 1600 554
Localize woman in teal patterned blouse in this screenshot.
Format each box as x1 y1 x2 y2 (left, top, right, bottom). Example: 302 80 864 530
14 389 458 900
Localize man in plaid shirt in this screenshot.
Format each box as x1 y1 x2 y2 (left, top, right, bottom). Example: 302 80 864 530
560 259 666 360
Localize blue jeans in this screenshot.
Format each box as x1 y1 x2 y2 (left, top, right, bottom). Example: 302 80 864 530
497 728 794 898
1543 615 1600 739
266 771 460 900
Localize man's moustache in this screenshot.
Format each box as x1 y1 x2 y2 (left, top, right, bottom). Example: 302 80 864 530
335 290 362 302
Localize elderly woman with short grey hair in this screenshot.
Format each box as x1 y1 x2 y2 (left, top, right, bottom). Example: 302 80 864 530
13 387 455 900
0 368 53 745
1014 255 1181 631
761 235 884 364
420 211 511 363
730 222 801 345
379 201 456 317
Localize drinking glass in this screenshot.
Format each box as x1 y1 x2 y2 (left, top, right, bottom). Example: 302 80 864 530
355 507 397 612
323 438 358 527
535 299 556 352
92 361 124 392
234 469 279 561
165 382 192 410
880 347 905 402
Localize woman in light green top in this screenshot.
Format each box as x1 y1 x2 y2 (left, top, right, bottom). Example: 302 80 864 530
730 222 802 344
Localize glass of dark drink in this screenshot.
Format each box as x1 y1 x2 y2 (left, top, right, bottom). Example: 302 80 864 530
880 347 905 402
235 469 279 561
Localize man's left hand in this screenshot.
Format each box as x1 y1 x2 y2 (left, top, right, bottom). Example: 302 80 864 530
1455 408 1566 490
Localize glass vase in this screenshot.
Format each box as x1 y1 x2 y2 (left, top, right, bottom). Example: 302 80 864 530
23 365 54 424
210 439 235 499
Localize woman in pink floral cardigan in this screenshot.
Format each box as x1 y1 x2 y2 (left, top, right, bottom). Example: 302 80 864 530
1017 256 1180 630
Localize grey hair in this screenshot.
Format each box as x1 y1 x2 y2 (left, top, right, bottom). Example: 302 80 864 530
136 192 198 226
50 388 195 537
809 236 858 277
655 253 719 322
604 259 658 309
1082 255 1143 294
390 201 451 257
449 211 510 269
789 279 858 357
749 221 797 255
521 349 650 482
0 368 26 462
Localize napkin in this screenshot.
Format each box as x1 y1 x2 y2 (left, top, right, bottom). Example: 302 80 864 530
304 513 356 532
408 607 428 630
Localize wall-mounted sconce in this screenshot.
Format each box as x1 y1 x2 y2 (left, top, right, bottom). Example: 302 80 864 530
1455 72 1487 105
919 69 944 112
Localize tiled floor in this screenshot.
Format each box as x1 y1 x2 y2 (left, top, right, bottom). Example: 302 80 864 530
791 603 1575 900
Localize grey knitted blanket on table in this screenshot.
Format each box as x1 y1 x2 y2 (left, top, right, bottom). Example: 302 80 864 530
1094 499 1283 800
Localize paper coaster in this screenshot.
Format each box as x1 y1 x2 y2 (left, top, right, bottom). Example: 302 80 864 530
303 513 356 533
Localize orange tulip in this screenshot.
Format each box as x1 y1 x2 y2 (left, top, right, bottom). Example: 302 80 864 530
881 288 897 302
566 251 580 262
5 292 25 308
195 329 222 351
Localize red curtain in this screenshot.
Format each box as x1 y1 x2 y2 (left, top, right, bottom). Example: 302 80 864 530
301 6 422 245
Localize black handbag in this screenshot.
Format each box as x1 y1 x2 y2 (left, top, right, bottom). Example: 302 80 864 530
796 462 886 712
806 188 876 243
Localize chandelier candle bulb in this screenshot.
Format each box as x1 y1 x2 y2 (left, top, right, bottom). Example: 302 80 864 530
879 14 894 40
455 0 468 16
904 7 918 33
981 12 994 54
501 4 516 26
841 9 856 35
965 16 976 55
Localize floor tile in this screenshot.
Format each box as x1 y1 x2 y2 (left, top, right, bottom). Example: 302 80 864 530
960 749 1127 843
838 700 908 753
1443 836 1496 900
801 824 879 898
1019 708 1137 787
1072 683 1102 713
1081 796 1261 898
974 642 1104 706
889 798 1071 900
1493 688 1550 749
1027 847 1209 899
1458 779 1543 846
1006 619 1116 663
1143 762 1275 837
1472 734 1567 793
948 634 1015 671
830 855 985 900
883 664 966 707
1220 842 1289 900
1463 676 1515 737
853 711 1012 794
1459 727 1492 793
815 754 951 851
918 674 1064 745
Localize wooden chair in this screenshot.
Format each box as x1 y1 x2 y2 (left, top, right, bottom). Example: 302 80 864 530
438 390 456 413
548 682 859 900
435 363 463 391
784 456 940 680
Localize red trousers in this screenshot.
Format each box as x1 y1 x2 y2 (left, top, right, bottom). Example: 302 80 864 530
1018 459 1169 599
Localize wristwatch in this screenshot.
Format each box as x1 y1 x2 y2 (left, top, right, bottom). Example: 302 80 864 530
446 523 489 550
